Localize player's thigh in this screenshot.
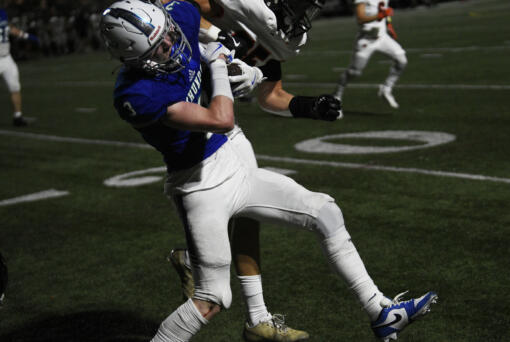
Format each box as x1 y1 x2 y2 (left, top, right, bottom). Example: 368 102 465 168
354 37 377 61
236 168 333 230
1 56 20 92
172 177 242 307
378 35 406 60
174 189 233 266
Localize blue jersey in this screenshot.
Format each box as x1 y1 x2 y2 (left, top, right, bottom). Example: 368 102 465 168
113 0 227 172
0 9 10 56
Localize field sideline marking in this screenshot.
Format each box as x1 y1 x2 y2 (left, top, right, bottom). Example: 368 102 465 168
1 130 509 185
0 189 69 207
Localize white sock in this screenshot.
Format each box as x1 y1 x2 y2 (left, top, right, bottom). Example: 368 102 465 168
384 65 402 89
14 111 22 118
320 228 386 321
238 275 271 326
151 298 208 342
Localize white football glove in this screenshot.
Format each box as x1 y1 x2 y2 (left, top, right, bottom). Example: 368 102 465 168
200 41 233 65
228 59 266 97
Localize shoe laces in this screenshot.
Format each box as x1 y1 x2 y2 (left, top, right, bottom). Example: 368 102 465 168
270 314 288 333
387 290 410 307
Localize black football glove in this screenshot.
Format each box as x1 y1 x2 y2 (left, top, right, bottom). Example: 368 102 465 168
312 94 343 121
289 94 343 121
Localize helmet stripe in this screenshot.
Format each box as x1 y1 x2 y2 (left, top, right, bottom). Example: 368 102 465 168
103 7 155 37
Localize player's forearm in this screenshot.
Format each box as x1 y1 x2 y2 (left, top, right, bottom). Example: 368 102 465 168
207 58 235 132
257 81 293 114
164 100 234 133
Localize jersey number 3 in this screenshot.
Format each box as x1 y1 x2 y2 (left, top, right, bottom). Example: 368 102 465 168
122 101 137 118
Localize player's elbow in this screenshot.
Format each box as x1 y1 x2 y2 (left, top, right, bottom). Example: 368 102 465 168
210 108 234 133
209 97 234 132
215 115 234 133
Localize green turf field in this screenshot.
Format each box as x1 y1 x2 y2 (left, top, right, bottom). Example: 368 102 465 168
1 0 509 341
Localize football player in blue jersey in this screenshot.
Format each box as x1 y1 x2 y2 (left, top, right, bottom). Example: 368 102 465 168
164 1 341 339
101 1 437 341
0 7 38 126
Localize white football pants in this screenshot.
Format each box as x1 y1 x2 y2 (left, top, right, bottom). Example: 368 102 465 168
164 128 333 307
339 33 407 89
0 54 21 92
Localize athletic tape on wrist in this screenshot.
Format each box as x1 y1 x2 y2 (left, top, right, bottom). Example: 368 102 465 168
209 59 233 101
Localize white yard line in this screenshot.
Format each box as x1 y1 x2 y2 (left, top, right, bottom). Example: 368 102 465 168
0 189 69 207
1 130 509 185
256 155 510 185
302 45 510 56
283 82 510 90
21 80 510 91
0 130 152 149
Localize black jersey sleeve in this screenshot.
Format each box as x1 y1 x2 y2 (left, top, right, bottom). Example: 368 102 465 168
259 59 282 82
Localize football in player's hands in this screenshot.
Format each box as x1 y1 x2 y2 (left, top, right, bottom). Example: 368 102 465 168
227 63 243 91
227 60 265 97
227 63 243 76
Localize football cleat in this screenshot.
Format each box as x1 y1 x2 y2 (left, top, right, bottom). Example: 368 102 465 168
371 291 438 341
378 85 399 109
13 116 28 127
243 314 310 341
167 249 194 300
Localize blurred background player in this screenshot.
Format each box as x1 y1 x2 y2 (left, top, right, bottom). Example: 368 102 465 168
332 0 407 109
164 0 340 340
0 6 38 126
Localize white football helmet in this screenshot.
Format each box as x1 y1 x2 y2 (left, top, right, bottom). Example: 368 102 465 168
100 0 191 74
265 0 325 38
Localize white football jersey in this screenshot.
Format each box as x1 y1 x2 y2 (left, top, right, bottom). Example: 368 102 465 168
210 0 307 66
354 0 388 36
0 9 11 57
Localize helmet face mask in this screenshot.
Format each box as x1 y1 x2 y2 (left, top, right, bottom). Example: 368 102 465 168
100 0 191 74
266 0 324 38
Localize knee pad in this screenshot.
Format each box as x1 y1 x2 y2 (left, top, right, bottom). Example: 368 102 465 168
192 263 233 309
315 201 346 238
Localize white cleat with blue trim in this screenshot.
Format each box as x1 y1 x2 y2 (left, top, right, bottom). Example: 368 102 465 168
371 291 438 341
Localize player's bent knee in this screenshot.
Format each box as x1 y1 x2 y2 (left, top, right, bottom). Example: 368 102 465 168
194 283 233 309
315 201 346 238
193 264 233 309
395 54 408 70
